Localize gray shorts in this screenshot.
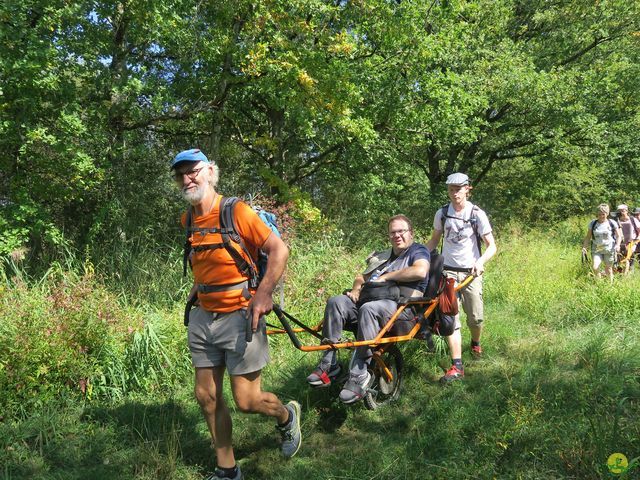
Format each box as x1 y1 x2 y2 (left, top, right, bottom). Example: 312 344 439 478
442 269 484 329
187 307 270 375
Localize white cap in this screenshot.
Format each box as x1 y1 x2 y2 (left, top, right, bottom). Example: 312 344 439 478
445 172 470 186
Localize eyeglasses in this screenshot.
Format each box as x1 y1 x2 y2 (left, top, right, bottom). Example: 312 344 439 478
389 229 409 237
172 166 205 182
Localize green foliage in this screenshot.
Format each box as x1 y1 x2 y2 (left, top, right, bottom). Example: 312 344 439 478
0 262 191 418
0 269 117 414
2 0 640 263
287 196 334 241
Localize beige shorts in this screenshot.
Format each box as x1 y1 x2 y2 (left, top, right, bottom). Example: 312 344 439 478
187 307 270 375
442 270 484 330
592 250 615 267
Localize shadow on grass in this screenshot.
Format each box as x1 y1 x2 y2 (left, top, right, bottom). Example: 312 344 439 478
1 394 208 480
3 334 638 480
87 397 210 469
246 334 640 480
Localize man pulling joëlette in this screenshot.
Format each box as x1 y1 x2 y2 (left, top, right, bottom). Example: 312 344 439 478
171 148 301 480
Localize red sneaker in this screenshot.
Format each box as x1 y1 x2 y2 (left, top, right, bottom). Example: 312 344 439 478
471 344 482 358
440 365 464 384
306 364 341 387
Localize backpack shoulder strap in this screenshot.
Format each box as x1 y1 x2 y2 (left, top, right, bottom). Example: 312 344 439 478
219 196 259 288
608 219 617 239
220 196 240 240
468 203 482 256
439 204 449 229
441 202 478 224
183 207 193 277
470 203 479 219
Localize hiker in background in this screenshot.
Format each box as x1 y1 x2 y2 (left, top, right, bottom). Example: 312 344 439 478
615 204 640 273
171 148 301 480
425 173 497 384
633 207 640 262
582 204 622 282
306 215 430 403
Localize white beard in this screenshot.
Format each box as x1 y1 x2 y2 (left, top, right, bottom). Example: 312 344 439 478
182 184 207 204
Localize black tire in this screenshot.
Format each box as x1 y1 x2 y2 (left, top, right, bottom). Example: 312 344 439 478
363 344 404 410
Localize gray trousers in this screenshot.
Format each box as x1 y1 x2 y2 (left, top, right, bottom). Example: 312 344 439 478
320 294 412 374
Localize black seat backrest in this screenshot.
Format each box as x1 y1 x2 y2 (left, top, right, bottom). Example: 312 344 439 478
348 249 444 338
387 318 416 336
424 249 444 299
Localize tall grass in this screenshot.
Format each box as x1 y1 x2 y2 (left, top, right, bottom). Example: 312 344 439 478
89 242 190 307
0 258 192 418
1 221 639 479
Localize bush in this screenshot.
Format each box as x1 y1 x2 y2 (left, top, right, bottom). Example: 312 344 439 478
0 263 191 418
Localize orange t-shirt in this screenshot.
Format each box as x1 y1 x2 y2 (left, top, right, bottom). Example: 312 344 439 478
181 196 273 312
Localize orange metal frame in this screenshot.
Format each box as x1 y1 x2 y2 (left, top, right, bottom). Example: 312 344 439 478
267 274 475 353
619 240 638 265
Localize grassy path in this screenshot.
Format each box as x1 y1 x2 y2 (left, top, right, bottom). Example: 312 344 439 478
2 228 639 479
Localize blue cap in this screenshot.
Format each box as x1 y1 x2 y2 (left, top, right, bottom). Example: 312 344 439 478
170 148 209 170
445 172 470 186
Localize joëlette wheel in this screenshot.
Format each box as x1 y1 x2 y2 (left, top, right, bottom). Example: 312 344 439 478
364 344 403 410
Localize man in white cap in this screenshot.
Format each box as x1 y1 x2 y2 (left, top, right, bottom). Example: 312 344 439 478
426 173 497 383
170 148 301 480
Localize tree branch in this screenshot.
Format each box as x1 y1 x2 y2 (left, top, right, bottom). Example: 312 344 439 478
557 34 619 67
288 143 345 184
226 115 268 161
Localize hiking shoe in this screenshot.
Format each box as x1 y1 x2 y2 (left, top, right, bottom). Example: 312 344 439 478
338 371 371 404
205 466 242 480
439 365 464 384
471 344 482 358
276 401 302 458
306 363 341 387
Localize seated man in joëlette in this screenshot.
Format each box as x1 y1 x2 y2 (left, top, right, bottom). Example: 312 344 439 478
306 214 430 404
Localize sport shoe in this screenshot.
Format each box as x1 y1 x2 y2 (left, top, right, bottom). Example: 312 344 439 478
338 371 371 404
306 363 341 387
471 344 482 358
276 401 302 458
439 365 464 384
205 466 242 480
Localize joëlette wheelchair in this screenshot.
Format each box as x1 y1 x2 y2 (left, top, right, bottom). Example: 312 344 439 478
266 267 474 410
615 240 639 274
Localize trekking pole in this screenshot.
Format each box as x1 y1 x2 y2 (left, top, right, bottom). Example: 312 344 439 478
581 246 593 276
